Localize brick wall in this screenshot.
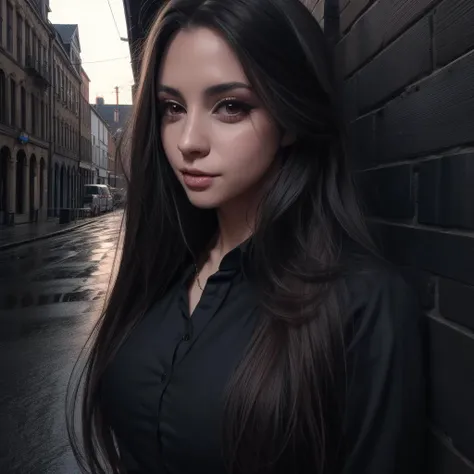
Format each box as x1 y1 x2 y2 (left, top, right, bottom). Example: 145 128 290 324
329 0 474 472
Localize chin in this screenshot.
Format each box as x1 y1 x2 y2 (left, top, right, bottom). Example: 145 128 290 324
185 191 225 209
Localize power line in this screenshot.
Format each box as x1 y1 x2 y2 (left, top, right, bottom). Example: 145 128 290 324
105 0 123 40
75 56 131 65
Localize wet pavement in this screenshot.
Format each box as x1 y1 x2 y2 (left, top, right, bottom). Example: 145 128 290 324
0 211 123 474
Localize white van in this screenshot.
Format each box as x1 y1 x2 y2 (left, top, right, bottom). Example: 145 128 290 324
83 184 113 215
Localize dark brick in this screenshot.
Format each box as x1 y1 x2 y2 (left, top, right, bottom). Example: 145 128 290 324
357 164 415 219
376 50 474 162
348 113 376 170
427 317 474 462
339 0 350 10
340 0 372 33
428 431 474 474
399 267 436 310
356 16 432 112
419 153 474 230
435 0 474 67
439 278 474 332
372 223 474 286
336 0 438 76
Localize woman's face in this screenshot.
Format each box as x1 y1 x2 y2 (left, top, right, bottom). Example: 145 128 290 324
158 27 284 210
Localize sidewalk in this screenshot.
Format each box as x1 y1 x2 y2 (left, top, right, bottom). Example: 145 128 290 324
0 215 96 251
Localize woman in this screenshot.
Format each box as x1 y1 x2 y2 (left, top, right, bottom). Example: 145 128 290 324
67 0 425 473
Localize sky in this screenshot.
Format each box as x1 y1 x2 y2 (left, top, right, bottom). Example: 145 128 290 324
49 0 134 105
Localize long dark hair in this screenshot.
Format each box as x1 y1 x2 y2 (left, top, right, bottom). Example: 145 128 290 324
67 0 375 473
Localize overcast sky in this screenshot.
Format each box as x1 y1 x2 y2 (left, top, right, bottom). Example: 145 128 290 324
49 0 134 105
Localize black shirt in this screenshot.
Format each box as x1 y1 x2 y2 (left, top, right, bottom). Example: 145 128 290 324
101 244 425 473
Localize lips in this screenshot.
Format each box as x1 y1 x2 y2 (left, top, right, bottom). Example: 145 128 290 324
182 168 217 177
181 170 217 190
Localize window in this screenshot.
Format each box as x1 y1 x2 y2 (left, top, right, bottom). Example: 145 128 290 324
6 2 13 53
40 100 45 139
45 104 49 140
85 185 100 195
0 70 6 124
61 71 64 101
43 45 48 75
31 94 36 135
10 78 16 127
55 64 59 95
0 1 3 47
32 33 37 65
16 14 23 65
20 87 26 130
25 23 31 62
67 79 71 108
37 40 41 70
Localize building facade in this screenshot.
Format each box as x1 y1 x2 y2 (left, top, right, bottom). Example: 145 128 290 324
0 0 54 224
91 106 108 184
107 129 116 186
94 97 130 189
49 24 81 215
78 66 92 204
106 127 126 190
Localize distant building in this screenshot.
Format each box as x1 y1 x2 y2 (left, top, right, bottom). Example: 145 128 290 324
50 23 81 215
93 97 132 137
107 128 126 190
91 107 109 185
78 67 93 203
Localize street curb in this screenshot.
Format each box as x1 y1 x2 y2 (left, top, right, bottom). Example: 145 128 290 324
0 218 98 252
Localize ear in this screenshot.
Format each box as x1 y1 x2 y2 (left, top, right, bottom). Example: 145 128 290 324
280 130 296 147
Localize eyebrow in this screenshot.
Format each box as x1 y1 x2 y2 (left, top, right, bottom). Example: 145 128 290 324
158 82 251 100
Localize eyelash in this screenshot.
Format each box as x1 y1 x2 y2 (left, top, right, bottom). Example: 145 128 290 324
159 98 254 123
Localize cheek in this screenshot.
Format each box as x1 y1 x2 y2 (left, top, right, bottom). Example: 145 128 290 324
215 120 280 178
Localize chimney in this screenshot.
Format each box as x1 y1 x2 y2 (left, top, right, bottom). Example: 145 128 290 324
96 96 105 106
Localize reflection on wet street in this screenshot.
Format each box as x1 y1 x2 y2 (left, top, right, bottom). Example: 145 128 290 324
0 212 123 474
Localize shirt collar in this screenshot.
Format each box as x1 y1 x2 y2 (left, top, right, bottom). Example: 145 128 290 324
218 238 252 271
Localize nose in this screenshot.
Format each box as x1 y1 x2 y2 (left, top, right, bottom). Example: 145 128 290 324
177 112 210 161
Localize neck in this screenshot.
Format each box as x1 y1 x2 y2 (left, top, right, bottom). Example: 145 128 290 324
207 194 258 266
206 167 280 267
216 209 253 255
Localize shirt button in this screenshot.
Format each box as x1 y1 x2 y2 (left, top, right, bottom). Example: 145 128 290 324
160 372 167 383
182 334 190 342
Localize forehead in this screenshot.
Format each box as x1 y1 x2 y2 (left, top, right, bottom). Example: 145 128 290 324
158 27 249 88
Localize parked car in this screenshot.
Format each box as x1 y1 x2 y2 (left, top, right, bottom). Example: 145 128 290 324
83 184 114 215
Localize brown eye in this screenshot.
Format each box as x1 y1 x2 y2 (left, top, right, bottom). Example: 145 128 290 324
214 99 254 123
217 100 251 116
221 101 244 115
160 101 185 117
